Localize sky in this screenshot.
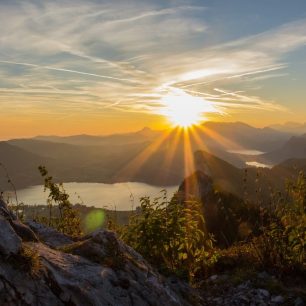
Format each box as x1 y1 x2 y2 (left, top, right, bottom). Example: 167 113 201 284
1 0 306 139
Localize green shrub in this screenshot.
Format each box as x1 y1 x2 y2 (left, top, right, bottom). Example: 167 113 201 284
252 172 305 274
37 166 82 237
216 173 306 276
120 192 217 281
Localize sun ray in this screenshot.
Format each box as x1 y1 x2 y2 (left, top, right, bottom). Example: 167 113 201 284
114 129 173 182
195 124 247 152
182 128 197 196
158 127 184 181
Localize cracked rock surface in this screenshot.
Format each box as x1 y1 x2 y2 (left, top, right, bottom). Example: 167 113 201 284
0 197 202 306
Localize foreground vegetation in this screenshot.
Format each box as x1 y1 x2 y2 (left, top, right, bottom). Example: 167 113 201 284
118 171 305 283
3 166 306 287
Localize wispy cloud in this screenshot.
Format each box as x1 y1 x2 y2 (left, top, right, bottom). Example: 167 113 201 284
0 60 139 83
0 0 305 123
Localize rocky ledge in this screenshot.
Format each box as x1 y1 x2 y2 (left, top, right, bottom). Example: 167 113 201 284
0 197 201 306
202 274 305 306
0 197 305 306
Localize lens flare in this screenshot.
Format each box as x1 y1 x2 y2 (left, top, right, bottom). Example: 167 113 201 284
85 210 105 232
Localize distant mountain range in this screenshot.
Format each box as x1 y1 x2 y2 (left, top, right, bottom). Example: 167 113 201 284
268 122 306 134
0 121 305 191
194 150 306 201
257 134 306 164
0 142 49 189
34 127 161 146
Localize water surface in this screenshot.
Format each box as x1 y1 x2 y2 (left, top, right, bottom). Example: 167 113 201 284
11 182 178 211
246 161 272 168
228 149 265 155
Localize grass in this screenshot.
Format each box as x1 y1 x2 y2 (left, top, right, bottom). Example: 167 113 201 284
11 243 42 277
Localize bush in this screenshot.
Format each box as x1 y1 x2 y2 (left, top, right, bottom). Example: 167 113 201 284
120 192 217 281
37 166 82 237
210 172 305 277
252 171 305 274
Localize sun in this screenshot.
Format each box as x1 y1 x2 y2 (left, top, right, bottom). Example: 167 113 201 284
159 88 217 128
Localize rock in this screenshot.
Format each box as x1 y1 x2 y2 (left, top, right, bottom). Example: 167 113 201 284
271 295 285 304
295 297 305 306
257 288 270 298
207 274 219 283
27 221 73 248
0 260 62 305
11 220 38 242
0 196 38 243
257 271 270 279
0 199 202 306
34 242 200 306
62 230 127 268
0 197 16 220
0 216 22 256
201 274 275 306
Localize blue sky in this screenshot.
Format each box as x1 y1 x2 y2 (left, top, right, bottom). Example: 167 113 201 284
0 0 306 137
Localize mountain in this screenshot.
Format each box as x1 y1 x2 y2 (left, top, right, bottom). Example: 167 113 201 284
34 127 162 146
7 138 150 186
258 134 306 164
177 171 258 247
1 122 299 189
194 150 242 195
201 121 290 152
268 122 306 134
192 150 306 201
0 142 52 189
176 153 306 246
7 126 246 187
34 121 292 155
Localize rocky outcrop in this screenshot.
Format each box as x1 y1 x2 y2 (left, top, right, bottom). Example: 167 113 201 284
27 221 73 248
0 197 202 306
0 216 22 256
201 273 305 306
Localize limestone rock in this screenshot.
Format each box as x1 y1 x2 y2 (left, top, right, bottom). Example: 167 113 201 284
271 295 285 304
27 221 73 248
0 216 22 256
11 220 38 242
0 197 16 220
0 197 202 305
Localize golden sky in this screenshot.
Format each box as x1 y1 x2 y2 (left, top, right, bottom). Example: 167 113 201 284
1 1 306 139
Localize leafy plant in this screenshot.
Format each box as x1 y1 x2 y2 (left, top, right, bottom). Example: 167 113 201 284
19 244 41 277
120 192 217 281
0 163 24 220
38 166 82 237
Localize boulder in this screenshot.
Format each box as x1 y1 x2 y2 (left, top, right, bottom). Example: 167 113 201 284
0 196 38 242
27 221 73 248
34 242 200 306
11 220 38 242
0 216 22 256
0 197 16 220
0 197 202 305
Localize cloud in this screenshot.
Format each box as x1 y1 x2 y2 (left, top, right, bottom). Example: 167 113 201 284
0 1 305 121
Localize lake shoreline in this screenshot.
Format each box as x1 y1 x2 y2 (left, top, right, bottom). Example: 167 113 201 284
5 182 178 211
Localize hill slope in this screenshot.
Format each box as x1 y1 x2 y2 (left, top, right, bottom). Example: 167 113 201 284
258 134 306 164
0 142 52 189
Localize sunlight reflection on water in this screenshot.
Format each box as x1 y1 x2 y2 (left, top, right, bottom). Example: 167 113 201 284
245 161 272 168
14 182 178 211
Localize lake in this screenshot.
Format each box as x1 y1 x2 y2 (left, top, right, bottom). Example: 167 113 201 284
245 161 273 169
227 149 265 155
10 182 178 211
